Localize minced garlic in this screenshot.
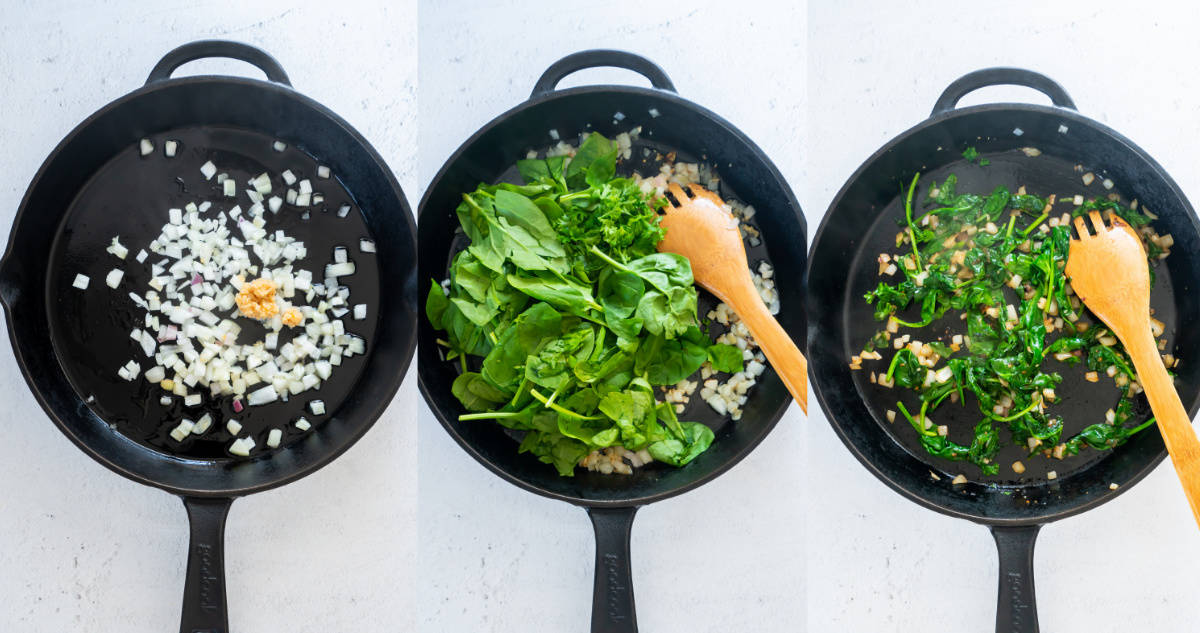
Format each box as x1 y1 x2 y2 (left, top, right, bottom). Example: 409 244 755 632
235 277 279 320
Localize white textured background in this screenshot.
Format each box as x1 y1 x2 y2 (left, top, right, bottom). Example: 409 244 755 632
806 1 1200 632
0 2 417 632
6 1 1200 632
416 1 806 632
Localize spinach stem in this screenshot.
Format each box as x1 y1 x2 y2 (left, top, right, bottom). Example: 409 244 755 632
530 387 601 420
905 172 924 273
459 412 521 421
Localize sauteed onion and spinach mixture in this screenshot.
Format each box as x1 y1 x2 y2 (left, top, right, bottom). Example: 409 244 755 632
852 151 1177 479
427 132 776 476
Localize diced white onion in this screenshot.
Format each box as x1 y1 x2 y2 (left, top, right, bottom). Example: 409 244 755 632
294 417 311 431
226 419 242 434
317 165 330 179
273 140 287 152
106 269 124 288
266 428 282 448
140 139 154 156
164 140 178 157
337 204 351 218
169 419 194 441
360 239 375 253
248 385 279 406
353 304 366 320
223 179 236 197
325 262 355 278
308 399 325 415
73 274 90 290
200 161 217 180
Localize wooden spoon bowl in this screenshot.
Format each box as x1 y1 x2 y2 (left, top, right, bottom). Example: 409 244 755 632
658 182 807 414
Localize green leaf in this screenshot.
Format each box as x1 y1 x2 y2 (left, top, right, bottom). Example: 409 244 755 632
707 344 745 374
452 372 510 412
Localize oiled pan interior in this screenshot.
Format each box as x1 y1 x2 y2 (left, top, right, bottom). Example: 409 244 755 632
46 125 380 460
810 106 1200 521
418 88 806 504
845 149 1173 483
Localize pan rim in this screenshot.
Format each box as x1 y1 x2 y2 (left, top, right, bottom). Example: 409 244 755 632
807 100 1198 525
417 82 805 507
1 73 416 498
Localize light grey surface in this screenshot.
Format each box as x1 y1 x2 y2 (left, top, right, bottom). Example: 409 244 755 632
0 2 417 632
806 1 1200 632
416 1 806 632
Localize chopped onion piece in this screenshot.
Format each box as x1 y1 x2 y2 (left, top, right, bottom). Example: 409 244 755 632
294 417 311 431
268 196 283 213
317 165 330 179
273 140 287 152
266 428 282 448
248 385 279 406
107 236 128 259
298 179 312 194
226 419 242 434
140 138 154 156
223 179 236 197
184 393 201 406
325 262 355 278
164 140 178 157
308 400 325 415
169 419 194 442
136 249 148 263
106 269 124 288
334 247 348 264
228 437 253 456
192 413 213 435
360 239 375 253
295 193 311 207
353 304 367 320
337 204 351 218
73 274 90 290
282 169 297 185
200 161 217 180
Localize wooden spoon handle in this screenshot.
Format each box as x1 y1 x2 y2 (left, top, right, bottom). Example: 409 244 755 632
1126 330 1200 529
723 286 808 414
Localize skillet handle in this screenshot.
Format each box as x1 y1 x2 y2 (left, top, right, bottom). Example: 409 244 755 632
931 68 1075 116
531 50 676 98
587 506 640 633
990 524 1041 633
180 496 234 633
147 40 292 86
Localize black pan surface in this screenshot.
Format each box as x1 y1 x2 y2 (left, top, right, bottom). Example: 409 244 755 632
47 125 381 460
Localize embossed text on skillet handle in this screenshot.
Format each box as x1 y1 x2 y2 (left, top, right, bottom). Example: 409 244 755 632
181 496 235 633
587 506 640 633
991 524 1042 633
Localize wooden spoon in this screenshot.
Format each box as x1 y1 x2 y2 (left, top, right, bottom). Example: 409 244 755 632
658 183 807 414
1067 210 1200 528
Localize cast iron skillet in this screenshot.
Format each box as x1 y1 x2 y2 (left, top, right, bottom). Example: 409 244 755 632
417 50 805 632
0 41 416 633
808 68 1200 633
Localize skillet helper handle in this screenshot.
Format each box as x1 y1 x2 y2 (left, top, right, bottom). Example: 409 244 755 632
931 68 1076 116
990 524 1041 633
180 497 235 633
587 506 640 633
146 40 292 86
531 50 676 98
